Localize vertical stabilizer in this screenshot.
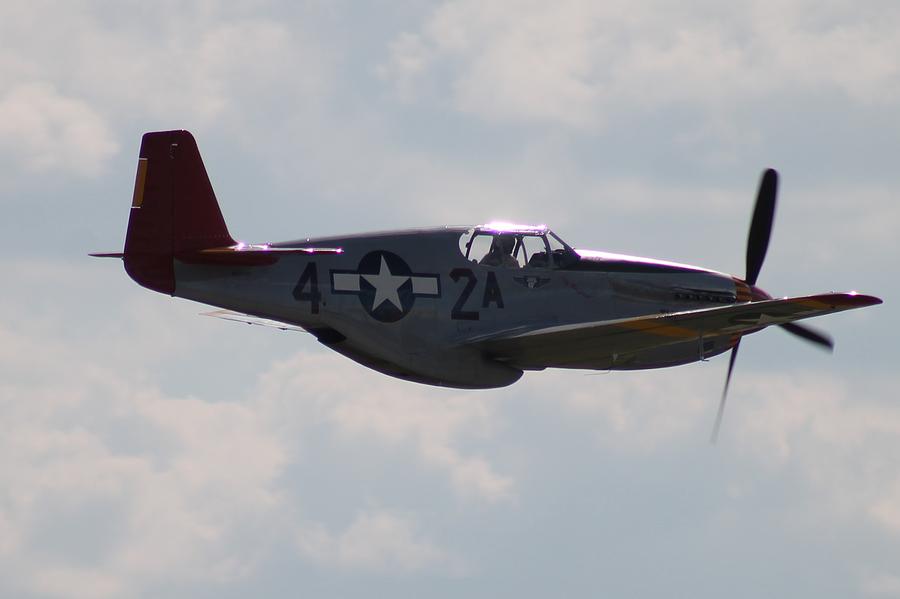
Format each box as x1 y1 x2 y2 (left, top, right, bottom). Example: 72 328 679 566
123 130 235 294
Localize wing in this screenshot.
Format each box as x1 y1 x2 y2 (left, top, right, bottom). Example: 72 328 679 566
467 292 881 368
201 309 308 332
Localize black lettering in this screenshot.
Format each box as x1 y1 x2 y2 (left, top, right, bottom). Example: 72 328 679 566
450 268 479 320
482 271 504 308
293 262 321 314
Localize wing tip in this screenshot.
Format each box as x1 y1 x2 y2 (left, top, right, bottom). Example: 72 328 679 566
842 292 882 307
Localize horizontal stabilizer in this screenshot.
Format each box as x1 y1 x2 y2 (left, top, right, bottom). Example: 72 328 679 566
89 252 125 258
201 309 307 332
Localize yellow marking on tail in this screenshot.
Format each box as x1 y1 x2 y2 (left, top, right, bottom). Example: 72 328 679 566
131 158 148 208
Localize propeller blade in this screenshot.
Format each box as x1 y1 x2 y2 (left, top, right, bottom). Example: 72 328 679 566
746 169 778 286
711 341 741 445
780 322 834 351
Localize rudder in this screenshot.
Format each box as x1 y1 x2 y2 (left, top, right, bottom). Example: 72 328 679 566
123 130 235 294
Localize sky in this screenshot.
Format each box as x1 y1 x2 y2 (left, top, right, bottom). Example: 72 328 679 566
1 1 899 597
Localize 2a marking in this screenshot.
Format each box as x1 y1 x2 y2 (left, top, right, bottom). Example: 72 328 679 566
449 268 505 320
482 272 503 308
450 268 479 320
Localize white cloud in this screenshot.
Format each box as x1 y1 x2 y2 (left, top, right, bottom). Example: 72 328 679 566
0 2 333 153
722 373 900 537
535 366 716 453
0 82 118 178
0 262 290 596
777 185 900 270
103 18 329 127
375 33 434 103
870 484 900 534
0 360 289 596
862 571 900 597
527 364 900 541
0 258 510 596
379 0 900 129
297 511 449 573
255 351 514 503
25 567 125 599
384 0 605 127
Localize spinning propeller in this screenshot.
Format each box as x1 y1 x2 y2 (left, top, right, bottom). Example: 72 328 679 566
709 169 833 444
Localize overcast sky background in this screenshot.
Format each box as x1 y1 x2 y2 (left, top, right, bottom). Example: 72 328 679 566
1 1 898 597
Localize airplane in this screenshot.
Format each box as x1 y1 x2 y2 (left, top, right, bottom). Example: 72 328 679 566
93 130 882 441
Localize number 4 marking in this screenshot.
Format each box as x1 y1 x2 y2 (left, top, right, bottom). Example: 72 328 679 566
293 262 321 314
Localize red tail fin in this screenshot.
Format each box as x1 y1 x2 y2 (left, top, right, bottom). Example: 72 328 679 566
123 130 235 294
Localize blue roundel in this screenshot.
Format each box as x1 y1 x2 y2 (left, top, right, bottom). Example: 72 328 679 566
356 251 416 322
329 251 441 323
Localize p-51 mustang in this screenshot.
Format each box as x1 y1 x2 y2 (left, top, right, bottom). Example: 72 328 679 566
93 131 881 440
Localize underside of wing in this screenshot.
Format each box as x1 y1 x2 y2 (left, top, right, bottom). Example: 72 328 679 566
468 292 880 370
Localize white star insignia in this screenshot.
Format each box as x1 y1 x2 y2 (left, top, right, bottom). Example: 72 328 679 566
362 256 409 310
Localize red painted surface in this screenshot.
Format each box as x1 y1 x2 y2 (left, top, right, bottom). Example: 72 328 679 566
749 284 772 301
123 131 235 294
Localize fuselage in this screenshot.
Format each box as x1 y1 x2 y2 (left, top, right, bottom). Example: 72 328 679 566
106 131 880 394
172 225 745 388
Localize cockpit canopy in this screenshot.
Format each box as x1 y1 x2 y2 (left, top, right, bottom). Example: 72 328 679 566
458 222 579 269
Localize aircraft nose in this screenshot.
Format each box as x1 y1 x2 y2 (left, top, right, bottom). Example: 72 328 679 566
733 277 771 302
750 284 771 301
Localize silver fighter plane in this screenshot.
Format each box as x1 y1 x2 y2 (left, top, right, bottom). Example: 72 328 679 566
93 131 882 440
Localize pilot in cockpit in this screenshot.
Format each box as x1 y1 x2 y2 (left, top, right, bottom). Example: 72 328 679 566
480 235 519 268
